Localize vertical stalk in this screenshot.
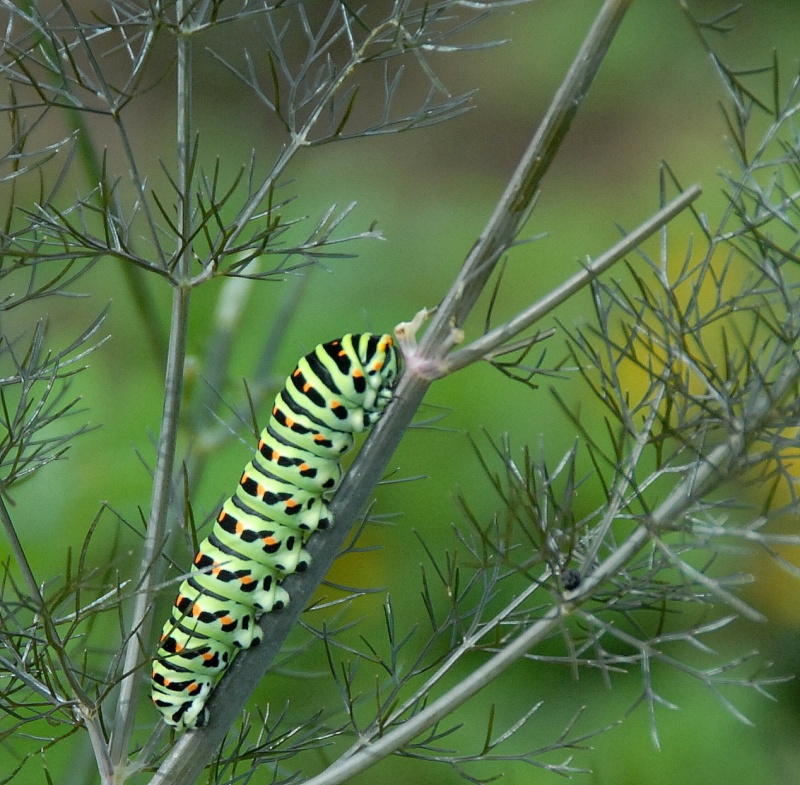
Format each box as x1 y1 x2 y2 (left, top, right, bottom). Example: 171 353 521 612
109 2 194 773
109 288 190 773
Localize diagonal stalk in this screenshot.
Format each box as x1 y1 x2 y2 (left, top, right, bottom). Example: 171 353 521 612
419 0 635 353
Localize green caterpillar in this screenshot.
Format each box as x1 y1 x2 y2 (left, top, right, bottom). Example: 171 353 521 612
151 333 400 730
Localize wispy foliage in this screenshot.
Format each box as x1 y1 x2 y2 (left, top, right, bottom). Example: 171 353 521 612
2 2 800 785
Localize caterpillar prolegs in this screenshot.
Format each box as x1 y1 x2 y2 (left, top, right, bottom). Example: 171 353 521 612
151 333 400 730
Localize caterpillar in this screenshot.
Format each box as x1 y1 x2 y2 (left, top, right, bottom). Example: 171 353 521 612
151 333 400 730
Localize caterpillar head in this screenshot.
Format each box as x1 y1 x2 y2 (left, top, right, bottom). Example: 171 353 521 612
360 333 400 404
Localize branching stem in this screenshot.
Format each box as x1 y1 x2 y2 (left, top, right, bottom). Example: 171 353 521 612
442 186 702 375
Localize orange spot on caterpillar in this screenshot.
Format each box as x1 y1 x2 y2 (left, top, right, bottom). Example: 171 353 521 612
263 536 277 546
221 616 234 626
285 499 298 509
192 604 202 618
330 399 341 410
303 382 311 392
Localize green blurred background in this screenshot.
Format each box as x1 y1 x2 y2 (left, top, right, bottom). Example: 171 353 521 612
5 1 800 783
